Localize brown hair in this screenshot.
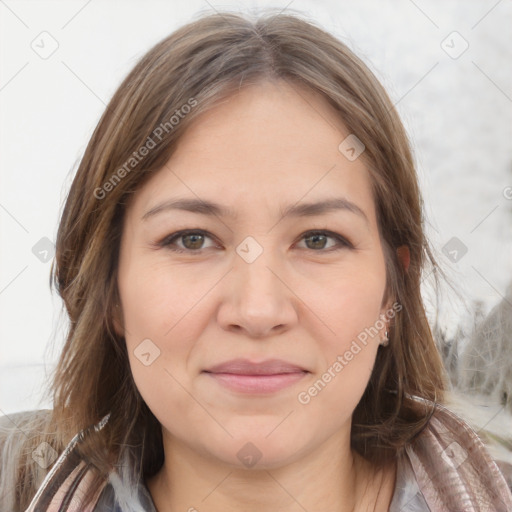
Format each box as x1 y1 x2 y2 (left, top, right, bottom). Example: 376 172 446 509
12 8 448 508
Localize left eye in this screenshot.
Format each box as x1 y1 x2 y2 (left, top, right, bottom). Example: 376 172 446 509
296 230 352 251
159 230 218 252
158 229 352 253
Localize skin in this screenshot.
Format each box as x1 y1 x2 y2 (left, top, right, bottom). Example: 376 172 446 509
116 79 397 511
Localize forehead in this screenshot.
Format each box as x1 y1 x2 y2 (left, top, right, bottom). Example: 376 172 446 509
130 80 377 225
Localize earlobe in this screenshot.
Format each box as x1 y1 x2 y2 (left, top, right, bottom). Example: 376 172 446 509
397 245 410 273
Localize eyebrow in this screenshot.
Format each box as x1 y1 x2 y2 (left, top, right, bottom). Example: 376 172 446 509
141 197 369 225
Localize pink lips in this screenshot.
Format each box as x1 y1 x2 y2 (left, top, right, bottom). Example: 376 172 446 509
203 358 309 394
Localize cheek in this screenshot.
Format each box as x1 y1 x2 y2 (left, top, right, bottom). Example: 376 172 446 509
121 269 199 436
119 260 211 412
321 265 387 345
305 263 386 400
297 282 384 429
120 259 205 341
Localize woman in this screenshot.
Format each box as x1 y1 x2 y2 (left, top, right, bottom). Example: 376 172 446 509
1 9 511 512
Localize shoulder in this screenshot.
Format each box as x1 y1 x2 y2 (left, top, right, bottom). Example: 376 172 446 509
0 408 52 434
404 399 512 511
0 408 54 462
0 409 54 511
3 409 152 512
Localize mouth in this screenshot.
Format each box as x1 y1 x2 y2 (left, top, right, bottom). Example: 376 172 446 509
202 358 310 394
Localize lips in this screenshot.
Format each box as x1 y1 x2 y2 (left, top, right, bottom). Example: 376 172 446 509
203 358 309 394
204 358 308 375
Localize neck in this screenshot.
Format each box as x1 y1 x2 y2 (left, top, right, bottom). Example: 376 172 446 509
146 430 396 512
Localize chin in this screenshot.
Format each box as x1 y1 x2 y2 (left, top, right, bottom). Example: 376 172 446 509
204 427 314 471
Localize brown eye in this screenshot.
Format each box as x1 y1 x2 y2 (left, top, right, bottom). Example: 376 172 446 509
181 233 206 250
160 230 217 253
304 233 329 250
298 230 352 252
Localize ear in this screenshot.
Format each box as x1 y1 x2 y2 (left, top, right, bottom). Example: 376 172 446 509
396 245 410 273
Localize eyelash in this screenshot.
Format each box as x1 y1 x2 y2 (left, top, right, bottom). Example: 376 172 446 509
157 229 353 254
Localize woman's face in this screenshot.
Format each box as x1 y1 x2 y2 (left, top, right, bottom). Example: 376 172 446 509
117 80 392 469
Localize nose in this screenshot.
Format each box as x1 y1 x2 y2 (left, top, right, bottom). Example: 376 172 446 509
216 245 299 338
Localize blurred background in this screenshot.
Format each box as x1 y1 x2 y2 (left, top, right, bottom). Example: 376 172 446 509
1 0 511 480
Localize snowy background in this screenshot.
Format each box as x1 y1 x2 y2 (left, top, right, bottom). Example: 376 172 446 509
1 0 511 469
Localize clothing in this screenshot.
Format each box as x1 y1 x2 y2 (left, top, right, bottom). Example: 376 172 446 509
92 453 430 512
2 400 511 511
